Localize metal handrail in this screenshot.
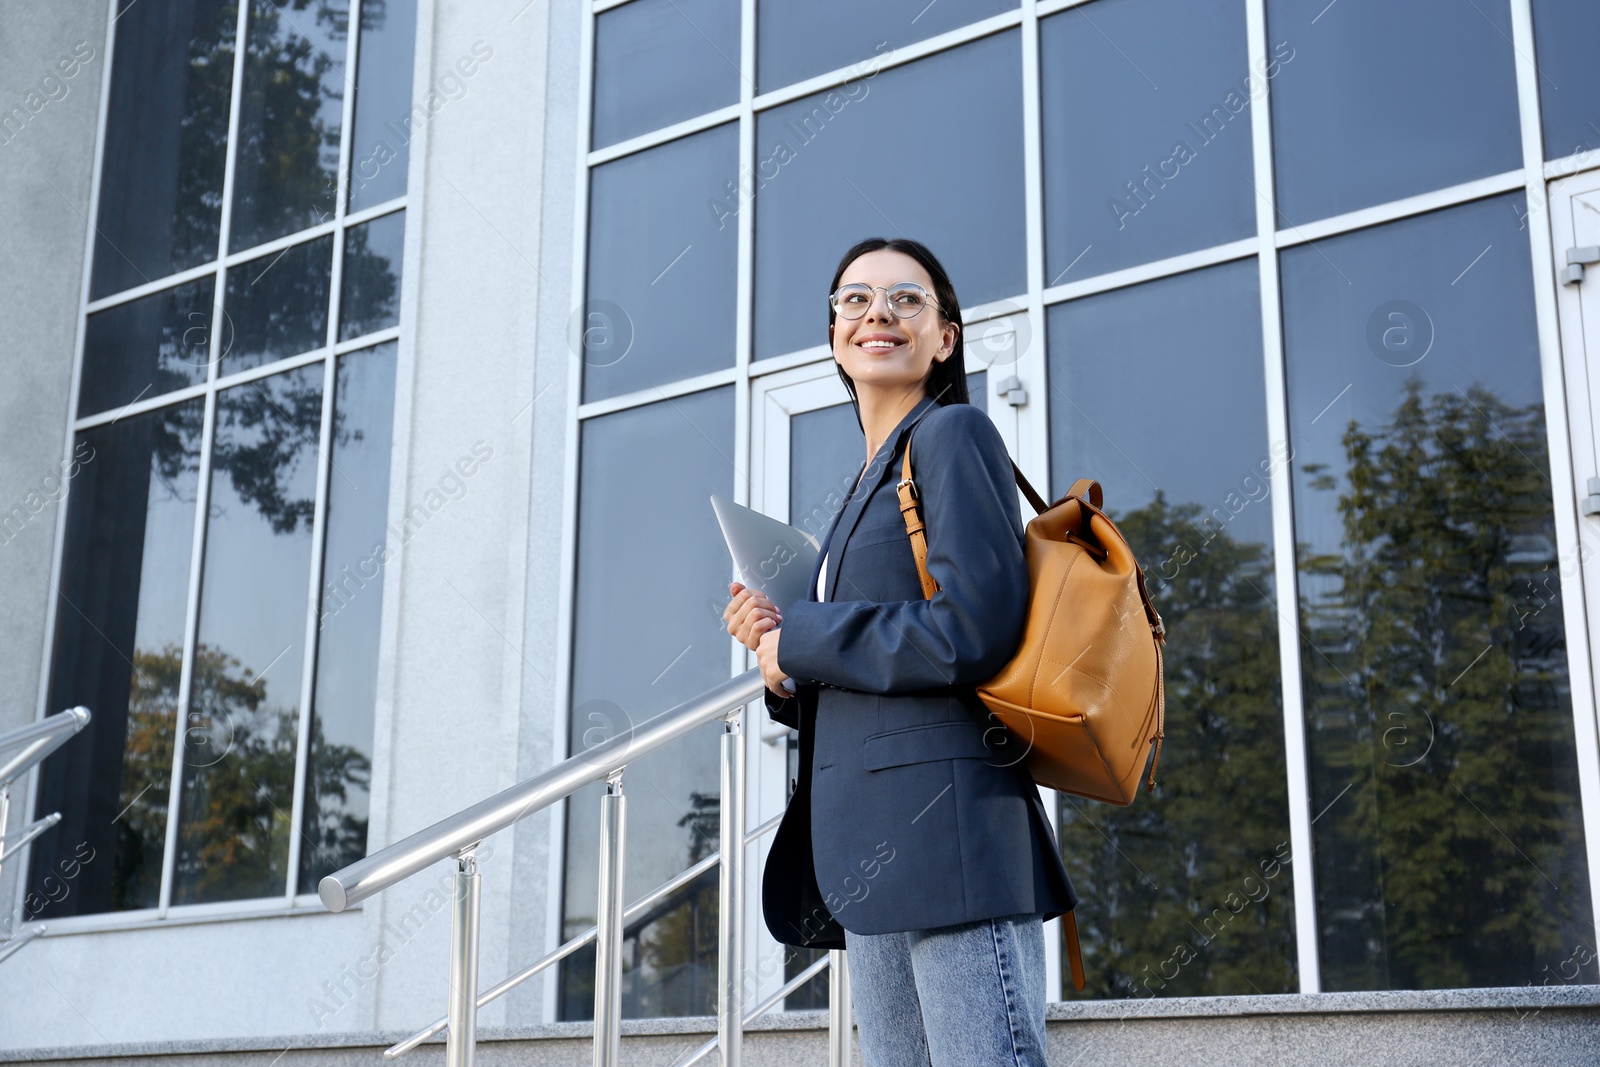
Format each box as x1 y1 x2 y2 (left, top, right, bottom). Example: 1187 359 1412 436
319 671 762 913
320 668 848 1067
0 706 93 969
385 810 786 1059
0 813 62 865
0 706 92 787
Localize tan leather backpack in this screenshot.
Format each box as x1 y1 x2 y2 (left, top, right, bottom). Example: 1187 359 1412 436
895 434 1167 805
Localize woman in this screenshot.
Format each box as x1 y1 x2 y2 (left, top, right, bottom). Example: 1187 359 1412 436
723 237 1077 1066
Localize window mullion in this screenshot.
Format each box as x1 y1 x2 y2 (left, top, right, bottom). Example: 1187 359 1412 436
1014 0 1063 1007
283 0 363 901
157 385 219 918
1246 0 1320 994
156 0 251 919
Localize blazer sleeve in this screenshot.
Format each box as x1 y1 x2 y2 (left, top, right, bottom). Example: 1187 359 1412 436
763 681 802 730
773 404 1030 695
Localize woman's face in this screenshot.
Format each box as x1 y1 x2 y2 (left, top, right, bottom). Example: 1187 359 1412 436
830 249 959 397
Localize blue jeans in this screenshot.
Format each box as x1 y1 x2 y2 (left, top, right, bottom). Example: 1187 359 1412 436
843 911 1050 1067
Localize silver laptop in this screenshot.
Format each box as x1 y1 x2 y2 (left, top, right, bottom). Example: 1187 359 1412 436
710 494 821 610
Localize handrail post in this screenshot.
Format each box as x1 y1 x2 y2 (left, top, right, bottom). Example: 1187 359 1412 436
716 710 745 1067
0 786 10 914
828 949 852 1067
593 771 627 1067
445 847 481 1067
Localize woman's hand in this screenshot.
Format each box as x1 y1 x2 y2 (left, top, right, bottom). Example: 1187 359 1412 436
724 581 781 652
756 625 791 698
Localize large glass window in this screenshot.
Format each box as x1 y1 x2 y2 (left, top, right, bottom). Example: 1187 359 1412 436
583 123 739 403
28 404 204 915
78 278 214 417
560 386 737 1020
1265 0 1521 223
1282 193 1595 991
1047 260 1297 996
347 0 418 212
300 341 397 888
592 0 740 151
174 366 324 905
755 0 1015 91
28 0 415 921
1040 0 1255 281
753 28 1026 361
229 0 350 251
1529 0 1600 163
90 0 236 300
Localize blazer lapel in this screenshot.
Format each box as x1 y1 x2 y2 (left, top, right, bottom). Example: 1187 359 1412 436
824 394 939 602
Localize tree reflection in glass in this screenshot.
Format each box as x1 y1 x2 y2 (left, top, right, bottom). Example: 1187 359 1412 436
1046 260 1297 998
91 0 236 299
1283 191 1595 991
173 365 323 904
338 210 404 341
221 235 333 377
30 400 204 917
296 342 398 891
1297 382 1595 989
230 0 349 252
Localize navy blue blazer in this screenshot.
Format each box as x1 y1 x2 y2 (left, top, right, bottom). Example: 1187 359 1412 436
760 393 1077 949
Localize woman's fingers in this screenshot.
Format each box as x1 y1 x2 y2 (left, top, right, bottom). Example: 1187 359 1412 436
725 589 757 631
724 583 782 653
723 582 747 623
728 594 762 634
724 586 781 651
725 587 777 630
734 609 777 650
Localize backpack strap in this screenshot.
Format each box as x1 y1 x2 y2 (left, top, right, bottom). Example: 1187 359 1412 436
898 437 941 599
899 426 1057 600
1063 908 1086 991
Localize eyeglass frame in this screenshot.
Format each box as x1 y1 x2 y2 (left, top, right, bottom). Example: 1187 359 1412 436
828 281 944 320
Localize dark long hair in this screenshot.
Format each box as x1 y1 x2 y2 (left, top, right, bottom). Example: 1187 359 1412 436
826 237 969 433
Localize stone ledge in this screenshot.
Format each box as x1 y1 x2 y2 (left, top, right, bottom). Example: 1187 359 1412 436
1046 984 1600 1020
5 987 1597 1063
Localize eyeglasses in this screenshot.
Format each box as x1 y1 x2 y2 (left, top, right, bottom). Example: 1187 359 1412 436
829 282 942 320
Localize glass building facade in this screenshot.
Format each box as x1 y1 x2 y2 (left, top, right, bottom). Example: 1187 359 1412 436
14 0 1600 1039
560 0 1600 1013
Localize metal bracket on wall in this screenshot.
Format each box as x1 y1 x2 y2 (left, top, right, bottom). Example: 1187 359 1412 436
1561 245 1600 286
996 375 1029 407
1582 477 1600 517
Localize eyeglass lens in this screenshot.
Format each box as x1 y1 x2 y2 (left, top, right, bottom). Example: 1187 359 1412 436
833 283 932 319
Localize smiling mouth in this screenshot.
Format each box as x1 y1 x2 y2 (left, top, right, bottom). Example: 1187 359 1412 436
855 341 905 351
